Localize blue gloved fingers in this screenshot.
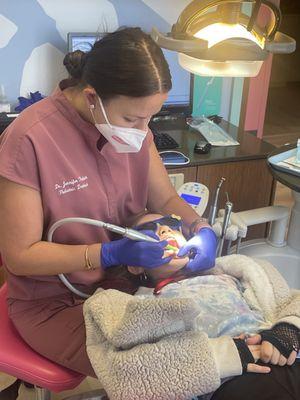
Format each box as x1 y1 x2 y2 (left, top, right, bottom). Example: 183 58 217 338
185 254 215 273
101 236 174 270
177 243 193 258
123 239 173 268
177 227 218 272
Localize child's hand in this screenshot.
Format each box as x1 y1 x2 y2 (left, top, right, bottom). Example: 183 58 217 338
233 337 271 374
246 344 271 373
246 333 298 366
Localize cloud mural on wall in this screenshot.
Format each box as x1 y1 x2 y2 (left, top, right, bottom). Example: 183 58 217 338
36 0 119 41
110 0 169 32
0 14 18 48
0 0 178 105
0 0 66 104
141 0 190 25
20 43 67 97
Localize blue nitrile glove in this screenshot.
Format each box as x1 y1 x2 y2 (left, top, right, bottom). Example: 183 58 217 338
101 230 172 270
15 91 44 112
177 227 217 273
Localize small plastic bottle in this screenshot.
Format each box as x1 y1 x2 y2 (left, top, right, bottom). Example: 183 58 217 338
0 84 11 113
296 138 300 165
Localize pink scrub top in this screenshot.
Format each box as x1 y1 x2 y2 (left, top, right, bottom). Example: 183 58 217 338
0 83 153 301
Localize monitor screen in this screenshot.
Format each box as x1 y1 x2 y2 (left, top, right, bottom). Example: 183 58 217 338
69 34 99 52
180 193 201 206
67 32 192 115
162 48 191 111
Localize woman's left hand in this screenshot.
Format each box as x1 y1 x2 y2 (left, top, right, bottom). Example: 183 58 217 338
177 227 218 273
246 334 298 366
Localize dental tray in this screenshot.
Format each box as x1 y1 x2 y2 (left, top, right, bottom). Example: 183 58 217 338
268 147 300 178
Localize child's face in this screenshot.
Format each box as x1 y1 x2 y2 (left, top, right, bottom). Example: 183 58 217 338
128 217 189 281
156 224 186 255
149 224 188 280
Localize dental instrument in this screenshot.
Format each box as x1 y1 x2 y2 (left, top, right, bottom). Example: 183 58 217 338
208 177 225 225
48 217 159 298
48 217 159 244
217 199 233 257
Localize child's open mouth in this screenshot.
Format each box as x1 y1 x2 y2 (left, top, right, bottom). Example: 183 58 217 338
166 238 179 249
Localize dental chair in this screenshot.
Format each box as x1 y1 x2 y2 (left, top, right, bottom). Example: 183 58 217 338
204 174 300 290
212 203 300 289
0 259 107 400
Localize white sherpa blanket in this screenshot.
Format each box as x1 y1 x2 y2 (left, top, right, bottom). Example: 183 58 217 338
83 255 300 400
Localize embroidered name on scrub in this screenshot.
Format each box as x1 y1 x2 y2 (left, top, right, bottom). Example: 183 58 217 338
54 176 88 196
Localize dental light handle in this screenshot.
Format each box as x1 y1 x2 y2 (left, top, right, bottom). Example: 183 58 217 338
208 177 225 225
217 201 233 257
47 217 159 299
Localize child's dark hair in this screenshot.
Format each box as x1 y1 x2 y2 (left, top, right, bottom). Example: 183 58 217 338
63 27 172 100
136 215 182 232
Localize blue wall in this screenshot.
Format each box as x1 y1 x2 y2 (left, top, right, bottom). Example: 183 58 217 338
0 0 170 105
0 0 240 122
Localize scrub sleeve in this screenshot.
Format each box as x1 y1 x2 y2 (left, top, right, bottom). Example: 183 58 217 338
0 83 152 376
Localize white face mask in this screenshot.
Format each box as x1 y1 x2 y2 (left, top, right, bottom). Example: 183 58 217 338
91 96 148 153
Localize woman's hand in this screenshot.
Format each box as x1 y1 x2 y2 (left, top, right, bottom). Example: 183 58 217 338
101 230 172 270
177 227 217 273
246 333 298 366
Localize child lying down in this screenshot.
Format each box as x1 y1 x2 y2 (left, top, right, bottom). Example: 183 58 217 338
83 215 300 400
128 213 268 338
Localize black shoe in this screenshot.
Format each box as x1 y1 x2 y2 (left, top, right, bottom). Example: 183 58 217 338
0 379 21 400
23 381 34 389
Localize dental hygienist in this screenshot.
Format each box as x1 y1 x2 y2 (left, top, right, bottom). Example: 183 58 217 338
1 27 299 400
0 28 215 378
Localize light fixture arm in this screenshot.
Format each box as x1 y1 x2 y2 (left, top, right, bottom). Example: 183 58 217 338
247 0 262 32
260 0 282 39
151 0 295 78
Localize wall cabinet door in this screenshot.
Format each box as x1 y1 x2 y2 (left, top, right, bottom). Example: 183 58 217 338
167 166 197 183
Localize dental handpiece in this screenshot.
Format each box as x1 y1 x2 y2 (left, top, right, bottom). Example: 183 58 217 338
208 177 226 225
103 222 159 243
47 217 160 300
217 201 233 257
47 218 160 244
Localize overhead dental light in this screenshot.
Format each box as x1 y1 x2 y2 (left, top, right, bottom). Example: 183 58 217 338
151 0 296 77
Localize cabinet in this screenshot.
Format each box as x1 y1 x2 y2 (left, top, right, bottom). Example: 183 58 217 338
168 159 275 240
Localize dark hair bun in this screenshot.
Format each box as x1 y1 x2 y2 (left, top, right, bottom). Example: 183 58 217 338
63 50 86 79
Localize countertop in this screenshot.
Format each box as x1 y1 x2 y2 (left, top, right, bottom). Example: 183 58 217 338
268 143 300 193
151 117 276 168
